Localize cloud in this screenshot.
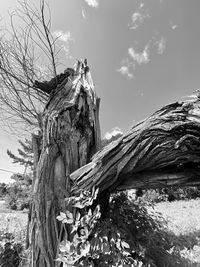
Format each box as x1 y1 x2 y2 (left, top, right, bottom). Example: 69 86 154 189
117 44 150 78
104 127 123 140
128 45 150 65
129 13 143 30
117 66 133 79
84 0 99 8
139 3 144 9
171 25 178 30
81 8 87 19
157 36 166 54
169 21 178 30
129 11 149 30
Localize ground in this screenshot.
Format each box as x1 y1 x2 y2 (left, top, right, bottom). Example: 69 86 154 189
151 199 200 265
0 200 27 244
0 199 200 265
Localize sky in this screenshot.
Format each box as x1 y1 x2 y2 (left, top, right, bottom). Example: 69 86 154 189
0 0 200 182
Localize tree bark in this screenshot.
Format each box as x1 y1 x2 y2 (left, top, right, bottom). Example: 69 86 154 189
29 60 101 267
71 100 200 194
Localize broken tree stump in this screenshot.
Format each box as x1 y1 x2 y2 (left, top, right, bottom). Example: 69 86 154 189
29 60 101 267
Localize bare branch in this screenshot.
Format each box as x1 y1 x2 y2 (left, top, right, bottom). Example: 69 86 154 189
0 0 61 135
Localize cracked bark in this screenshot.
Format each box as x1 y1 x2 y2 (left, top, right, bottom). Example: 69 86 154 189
71 100 200 194
29 61 101 267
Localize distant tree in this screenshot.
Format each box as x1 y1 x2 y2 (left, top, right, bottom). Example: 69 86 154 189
0 183 7 197
10 172 32 187
7 139 34 171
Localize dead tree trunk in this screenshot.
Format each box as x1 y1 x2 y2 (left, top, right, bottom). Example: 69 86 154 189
29 61 101 267
71 100 200 194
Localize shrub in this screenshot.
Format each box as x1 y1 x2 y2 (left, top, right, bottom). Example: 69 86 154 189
5 183 31 211
138 186 200 203
5 194 18 210
0 230 23 267
57 190 188 267
0 183 8 198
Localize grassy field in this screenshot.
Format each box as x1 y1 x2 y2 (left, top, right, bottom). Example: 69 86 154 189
0 200 27 243
1 199 200 266
151 199 200 265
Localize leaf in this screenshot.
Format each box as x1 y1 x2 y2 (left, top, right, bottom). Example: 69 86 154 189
76 211 81 221
93 187 99 200
80 242 90 256
121 241 130 249
56 212 66 221
88 208 92 217
102 242 110 254
66 210 73 218
63 218 73 224
74 201 85 209
60 212 67 217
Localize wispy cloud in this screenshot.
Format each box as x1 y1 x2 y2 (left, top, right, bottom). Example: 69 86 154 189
84 0 99 8
157 36 166 54
117 45 150 79
128 45 150 65
81 8 87 19
170 21 178 30
129 3 149 30
130 13 143 30
171 25 178 30
117 66 133 79
129 12 150 30
139 3 144 9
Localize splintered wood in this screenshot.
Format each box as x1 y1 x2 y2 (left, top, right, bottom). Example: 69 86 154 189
29 60 101 267
71 100 200 194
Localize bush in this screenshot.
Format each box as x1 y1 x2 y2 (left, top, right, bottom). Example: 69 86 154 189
0 230 23 267
5 194 18 210
5 183 31 211
137 186 200 203
57 190 189 267
0 183 8 198
98 192 187 267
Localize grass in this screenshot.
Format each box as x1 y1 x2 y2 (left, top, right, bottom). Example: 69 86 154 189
0 200 27 243
1 198 200 266
150 199 200 265
0 200 29 266
154 199 200 235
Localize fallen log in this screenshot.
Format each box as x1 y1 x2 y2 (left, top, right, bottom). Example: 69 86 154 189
71 99 200 194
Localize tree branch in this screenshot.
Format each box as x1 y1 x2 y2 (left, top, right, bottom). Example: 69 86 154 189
71 99 200 194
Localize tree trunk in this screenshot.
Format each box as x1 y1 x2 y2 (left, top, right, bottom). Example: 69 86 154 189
26 134 42 250
29 61 101 267
71 100 200 194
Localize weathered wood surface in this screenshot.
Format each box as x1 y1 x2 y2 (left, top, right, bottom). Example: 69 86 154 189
29 60 101 267
71 99 200 194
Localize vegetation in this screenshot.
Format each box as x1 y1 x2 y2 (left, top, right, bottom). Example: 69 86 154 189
0 183 8 198
7 139 34 170
0 200 28 267
4 174 32 211
138 187 200 203
1 187 200 266
56 189 200 267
